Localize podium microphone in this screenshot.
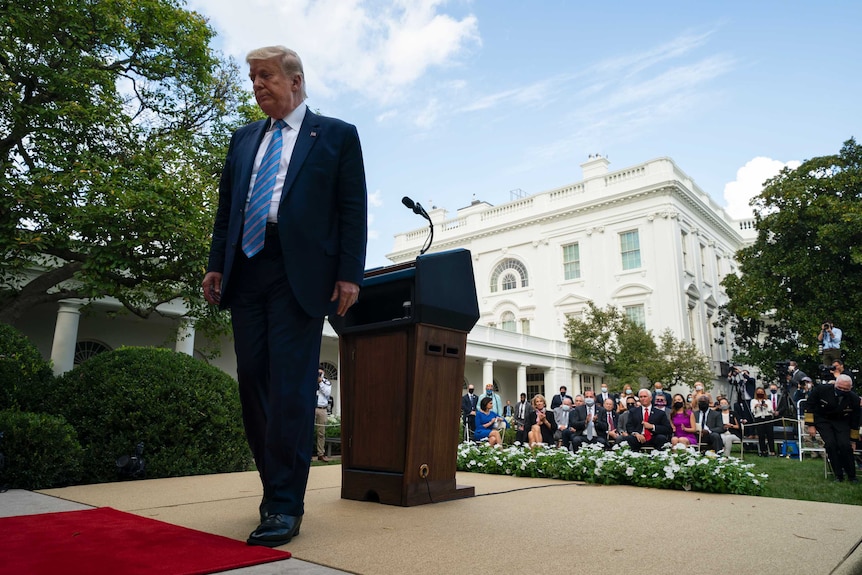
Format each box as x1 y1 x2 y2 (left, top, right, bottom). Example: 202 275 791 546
401 196 427 217
401 196 434 255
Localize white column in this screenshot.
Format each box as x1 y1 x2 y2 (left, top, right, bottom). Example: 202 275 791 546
50 301 83 376
175 317 196 356
543 367 554 398
483 359 496 390
517 363 528 398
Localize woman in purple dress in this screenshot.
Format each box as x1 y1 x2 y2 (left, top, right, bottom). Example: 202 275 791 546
670 393 697 446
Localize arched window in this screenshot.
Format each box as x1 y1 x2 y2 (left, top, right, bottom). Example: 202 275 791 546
74 340 111 365
490 258 529 293
500 311 517 332
320 361 338 381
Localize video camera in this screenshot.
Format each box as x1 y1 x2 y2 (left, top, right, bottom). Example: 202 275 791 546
116 442 145 480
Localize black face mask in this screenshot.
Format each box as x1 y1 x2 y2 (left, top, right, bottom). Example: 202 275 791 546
627 404 637 411
698 401 709 411
673 401 683 409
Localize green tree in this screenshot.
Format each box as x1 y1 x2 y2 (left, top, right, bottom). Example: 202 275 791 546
718 139 862 376
564 302 657 388
647 329 714 389
565 302 715 389
0 0 248 334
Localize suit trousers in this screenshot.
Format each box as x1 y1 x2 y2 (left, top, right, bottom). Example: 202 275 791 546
230 234 325 517
817 419 857 480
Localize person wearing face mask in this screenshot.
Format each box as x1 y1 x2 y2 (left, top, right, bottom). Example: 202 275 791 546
652 382 672 408
616 397 638 439
513 392 531 445
717 398 742 456
751 387 776 456
597 383 617 409
669 393 697 447
553 397 575 448
461 385 478 441
806 374 860 482
550 385 573 409
483 382 503 416
692 394 724 453
569 391 609 451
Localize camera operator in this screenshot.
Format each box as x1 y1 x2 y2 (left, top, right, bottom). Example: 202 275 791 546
806 374 860 483
818 321 842 366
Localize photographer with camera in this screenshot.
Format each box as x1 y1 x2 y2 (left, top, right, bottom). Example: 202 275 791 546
818 321 842 366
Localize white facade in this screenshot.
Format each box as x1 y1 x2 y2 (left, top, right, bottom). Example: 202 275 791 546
15 155 757 410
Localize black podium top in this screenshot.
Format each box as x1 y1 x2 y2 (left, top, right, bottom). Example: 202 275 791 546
329 249 480 334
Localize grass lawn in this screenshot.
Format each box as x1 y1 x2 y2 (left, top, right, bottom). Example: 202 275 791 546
742 453 862 506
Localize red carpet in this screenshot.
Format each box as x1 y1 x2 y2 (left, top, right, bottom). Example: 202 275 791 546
0 507 290 575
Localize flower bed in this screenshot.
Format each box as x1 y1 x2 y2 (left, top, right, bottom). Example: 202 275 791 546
456 442 767 495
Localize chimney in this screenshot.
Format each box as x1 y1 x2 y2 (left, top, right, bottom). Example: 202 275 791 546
580 154 610 179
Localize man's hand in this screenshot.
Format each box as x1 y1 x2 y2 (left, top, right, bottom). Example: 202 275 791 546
331 281 360 316
202 272 223 305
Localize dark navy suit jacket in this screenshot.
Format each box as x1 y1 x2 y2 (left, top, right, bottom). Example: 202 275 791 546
207 109 367 317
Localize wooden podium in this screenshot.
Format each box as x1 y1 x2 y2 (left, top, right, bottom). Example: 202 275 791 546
330 249 479 506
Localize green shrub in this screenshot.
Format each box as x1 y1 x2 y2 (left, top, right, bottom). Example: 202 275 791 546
0 409 83 489
0 323 54 410
41 347 252 483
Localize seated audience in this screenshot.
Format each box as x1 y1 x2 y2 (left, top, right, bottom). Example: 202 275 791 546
553 397 574 447
526 394 556 447
474 396 505 447
717 397 742 456
693 394 724 453
751 388 776 456
570 391 608 451
624 389 672 451
604 397 622 446
669 393 697 447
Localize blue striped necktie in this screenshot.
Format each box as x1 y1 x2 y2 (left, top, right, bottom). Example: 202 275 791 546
242 119 286 257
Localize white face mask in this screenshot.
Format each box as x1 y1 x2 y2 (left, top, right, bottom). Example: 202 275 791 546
601 387 608 393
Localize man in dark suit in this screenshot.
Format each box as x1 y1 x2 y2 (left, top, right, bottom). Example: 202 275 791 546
602 397 622 446
692 394 724 453
203 46 367 547
597 383 617 410
624 389 672 451
550 386 573 409
569 391 608 451
461 385 478 440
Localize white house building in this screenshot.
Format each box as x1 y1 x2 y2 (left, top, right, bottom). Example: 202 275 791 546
15 154 756 411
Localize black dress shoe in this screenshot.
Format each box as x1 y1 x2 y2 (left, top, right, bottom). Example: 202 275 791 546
247 514 302 547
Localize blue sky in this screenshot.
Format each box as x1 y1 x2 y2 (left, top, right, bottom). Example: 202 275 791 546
189 0 861 268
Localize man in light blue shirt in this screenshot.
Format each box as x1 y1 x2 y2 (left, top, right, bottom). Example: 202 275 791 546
819 321 842 365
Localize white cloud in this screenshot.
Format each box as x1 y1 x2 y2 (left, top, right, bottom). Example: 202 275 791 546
189 0 479 103
723 157 801 219
367 212 379 240
368 189 384 207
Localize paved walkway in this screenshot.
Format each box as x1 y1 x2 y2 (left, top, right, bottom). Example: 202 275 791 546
3 466 861 575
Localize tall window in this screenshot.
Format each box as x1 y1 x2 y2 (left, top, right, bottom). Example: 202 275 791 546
699 244 707 279
624 304 646 328
500 311 517 332
562 243 581 280
490 258 529 292
520 319 531 335
681 231 691 272
526 372 544 401
620 230 641 270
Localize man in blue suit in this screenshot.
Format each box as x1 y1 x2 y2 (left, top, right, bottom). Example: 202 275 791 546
203 46 367 547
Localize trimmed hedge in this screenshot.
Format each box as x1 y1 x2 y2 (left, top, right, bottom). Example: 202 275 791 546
0 409 83 489
39 347 252 483
0 322 54 411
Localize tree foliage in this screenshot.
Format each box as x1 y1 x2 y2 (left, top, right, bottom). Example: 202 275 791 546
564 302 713 389
718 139 862 375
0 0 248 334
